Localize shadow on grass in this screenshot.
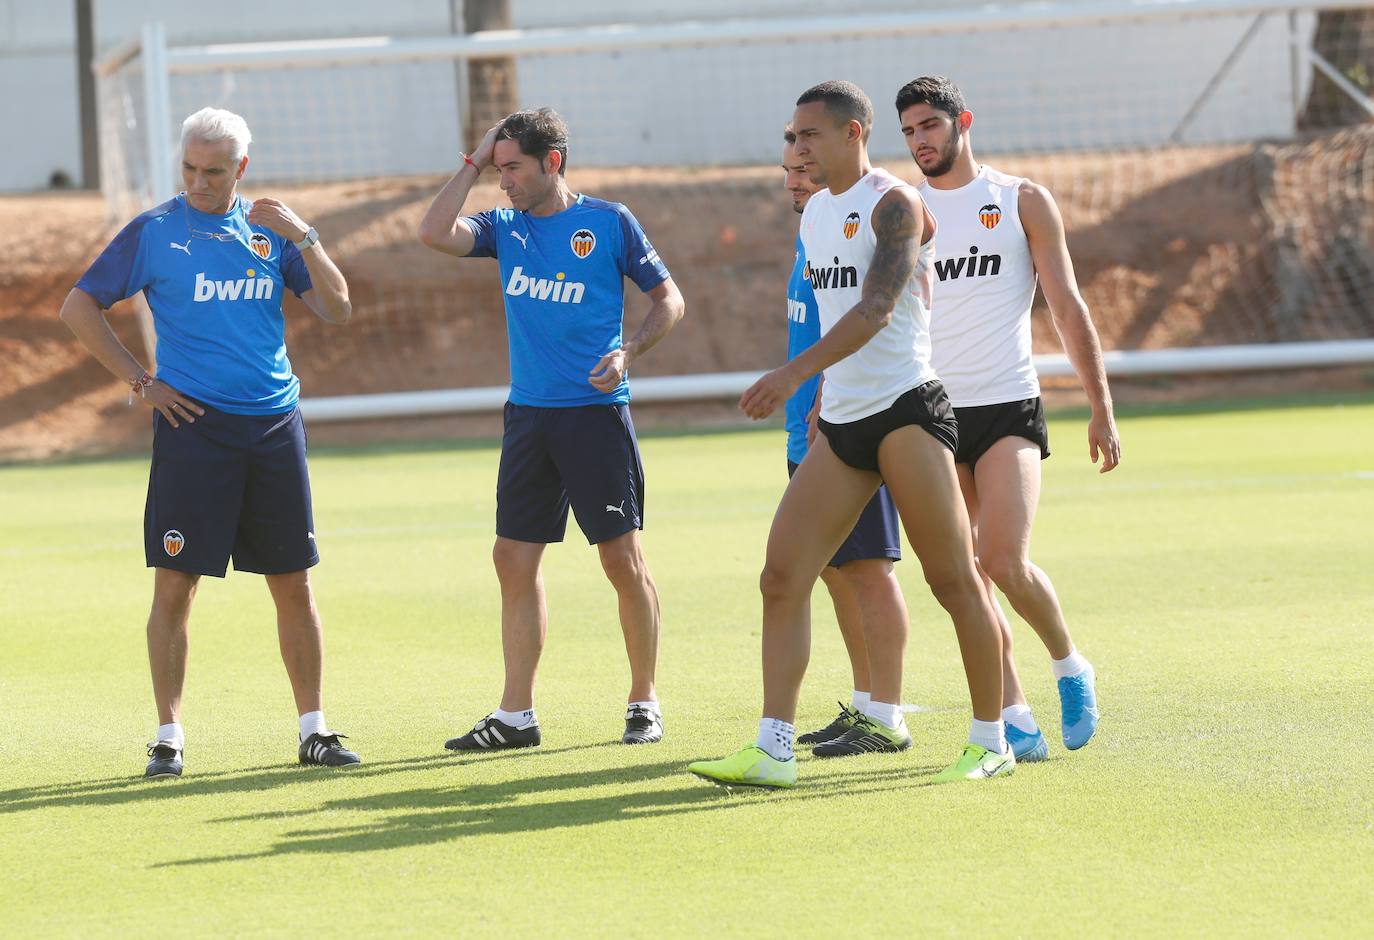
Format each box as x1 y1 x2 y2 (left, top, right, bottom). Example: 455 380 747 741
156 759 947 867
0 742 619 815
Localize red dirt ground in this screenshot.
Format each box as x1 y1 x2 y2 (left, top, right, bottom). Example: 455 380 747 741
3 133 1371 462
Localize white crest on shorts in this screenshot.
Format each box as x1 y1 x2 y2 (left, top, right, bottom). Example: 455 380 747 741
163 530 186 557
605 501 626 516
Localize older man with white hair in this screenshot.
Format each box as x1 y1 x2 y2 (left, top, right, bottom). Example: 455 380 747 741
60 107 357 779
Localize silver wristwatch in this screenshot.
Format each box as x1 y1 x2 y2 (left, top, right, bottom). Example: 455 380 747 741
295 227 319 249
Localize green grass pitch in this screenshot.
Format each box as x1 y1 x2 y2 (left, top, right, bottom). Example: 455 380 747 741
2 395 1372 937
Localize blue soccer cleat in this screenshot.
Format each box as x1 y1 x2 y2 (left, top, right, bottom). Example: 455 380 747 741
1005 723 1049 762
1058 666 1099 750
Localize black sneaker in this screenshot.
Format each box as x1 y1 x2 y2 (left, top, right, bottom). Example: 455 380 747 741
299 732 361 767
796 702 862 745
444 714 541 751
812 713 912 757
621 705 663 744
144 741 183 779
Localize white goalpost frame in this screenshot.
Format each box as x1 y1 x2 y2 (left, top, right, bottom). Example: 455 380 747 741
93 0 1374 423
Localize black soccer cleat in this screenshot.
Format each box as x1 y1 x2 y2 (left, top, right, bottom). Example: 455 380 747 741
144 741 183 779
444 714 541 751
299 732 361 767
811 713 912 758
796 702 862 746
621 705 663 745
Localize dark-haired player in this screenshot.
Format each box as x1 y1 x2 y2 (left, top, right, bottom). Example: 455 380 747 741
419 108 685 750
897 75 1120 759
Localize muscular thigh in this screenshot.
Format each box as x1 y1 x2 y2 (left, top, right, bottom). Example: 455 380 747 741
768 434 880 585
970 436 1042 562
875 425 977 580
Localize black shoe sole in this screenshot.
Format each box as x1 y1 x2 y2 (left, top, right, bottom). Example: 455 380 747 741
144 771 182 780
812 740 912 759
444 740 540 752
621 735 663 745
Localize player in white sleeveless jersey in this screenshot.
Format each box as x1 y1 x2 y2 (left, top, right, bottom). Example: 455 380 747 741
897 76 1121 759
690 81 1014 788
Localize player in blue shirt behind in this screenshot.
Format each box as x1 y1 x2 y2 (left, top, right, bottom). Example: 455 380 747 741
419 108 685 750
59 107 359 779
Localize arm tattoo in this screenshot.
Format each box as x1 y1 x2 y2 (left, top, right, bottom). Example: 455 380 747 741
858 193 920 327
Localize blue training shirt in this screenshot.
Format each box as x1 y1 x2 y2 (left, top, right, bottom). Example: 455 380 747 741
463 194 670 407
76 194 313 415
785 235 822 465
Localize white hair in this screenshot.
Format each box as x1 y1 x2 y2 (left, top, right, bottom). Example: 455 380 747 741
180 107 252 162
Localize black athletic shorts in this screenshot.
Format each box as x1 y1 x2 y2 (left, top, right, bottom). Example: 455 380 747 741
817 380 958 473
496 402 644 545
145 403 318 578
953 397 1051 467
787 460 901 567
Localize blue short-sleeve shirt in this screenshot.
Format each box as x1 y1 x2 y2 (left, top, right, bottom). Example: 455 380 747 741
785 235 822 464
76 194 312 415
462 194 670 407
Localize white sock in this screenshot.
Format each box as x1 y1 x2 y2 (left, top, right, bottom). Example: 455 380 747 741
865 700 903 730
1052 649 1092 680
298 710 327 742
156 722 184 749
756 717 795 762
627 699 661 716
1002 704 1038 733
493 707 536 729
850 689 871 711
969 717 1007 755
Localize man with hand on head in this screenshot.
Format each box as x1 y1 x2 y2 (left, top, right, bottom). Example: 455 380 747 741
419 108 685 751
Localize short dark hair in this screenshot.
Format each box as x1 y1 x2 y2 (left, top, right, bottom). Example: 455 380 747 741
498 107 569 175
783 126 796 144
894 76 967 120
796 80 873 142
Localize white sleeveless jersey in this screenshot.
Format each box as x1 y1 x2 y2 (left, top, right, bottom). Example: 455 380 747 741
800 168 938 424
919 165 1040 407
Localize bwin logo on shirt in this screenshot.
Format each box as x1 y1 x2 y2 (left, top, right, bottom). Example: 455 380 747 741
505 266 586 304
934 245 1002 282
193 270 275 302
806 256 859 291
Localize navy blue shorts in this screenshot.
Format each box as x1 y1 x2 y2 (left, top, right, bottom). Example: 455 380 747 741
145 403 318 578
497 402 644 545
788 460 901 568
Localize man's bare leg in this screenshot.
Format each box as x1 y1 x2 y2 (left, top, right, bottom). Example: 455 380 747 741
973 436 1097 751
760 437 880 725
596 529 659 704
148 567 198 729
955 464 1029 710
876 427 1003 725
819 566 870 696
265 570 324 720
839 558 908 708
973 437 1073 660
493 537 548 713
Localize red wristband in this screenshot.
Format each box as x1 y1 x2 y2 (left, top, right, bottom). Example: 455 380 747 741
463 154 479 171
128 370 152 405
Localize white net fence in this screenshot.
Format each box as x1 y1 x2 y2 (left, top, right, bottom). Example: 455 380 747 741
94 2 1374 403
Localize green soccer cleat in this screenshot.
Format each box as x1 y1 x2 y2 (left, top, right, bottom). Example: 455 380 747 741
688 745 797 789
931 743 1016 783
